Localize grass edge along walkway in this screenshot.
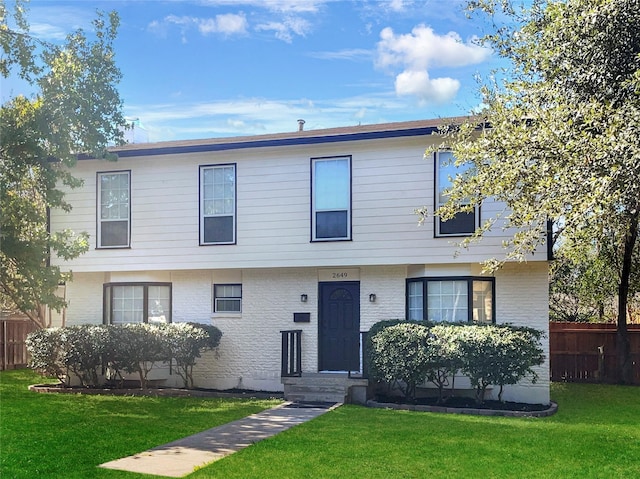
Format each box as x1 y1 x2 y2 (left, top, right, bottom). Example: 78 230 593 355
99 402 339 477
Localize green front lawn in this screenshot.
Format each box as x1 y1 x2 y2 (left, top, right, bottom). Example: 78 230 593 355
2 370 639 479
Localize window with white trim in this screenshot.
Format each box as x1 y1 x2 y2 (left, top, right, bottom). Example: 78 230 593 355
406 277 494 324
104 283 171 324
435 150 478 236
200 164 236 245
213 284 242 313
97 171 130 248
311 156 351 241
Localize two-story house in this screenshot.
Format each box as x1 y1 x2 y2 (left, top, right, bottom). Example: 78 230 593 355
50 117 550 405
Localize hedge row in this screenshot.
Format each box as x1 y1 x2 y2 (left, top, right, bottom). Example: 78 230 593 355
367 321 545 404
26 323 222 389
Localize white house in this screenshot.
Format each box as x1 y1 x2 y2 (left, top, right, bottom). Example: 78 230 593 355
50 117 550 405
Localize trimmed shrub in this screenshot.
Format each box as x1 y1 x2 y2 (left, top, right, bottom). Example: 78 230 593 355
367 319 545 405
115 323 170 389
57 325 110 387
26 328 66 384
161 322 222 388
27 322 223 389
425 324 464 404
457 324 545 404
369 322 431 401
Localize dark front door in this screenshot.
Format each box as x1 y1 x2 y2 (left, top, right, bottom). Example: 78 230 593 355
318 281 360 371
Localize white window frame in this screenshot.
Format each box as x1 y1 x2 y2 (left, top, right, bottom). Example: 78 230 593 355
311 156 352 241
434 150 479 237
97 171 130 248
200 164 236 245
213 284 242 314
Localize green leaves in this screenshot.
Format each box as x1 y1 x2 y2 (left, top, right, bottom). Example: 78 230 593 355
1 4 127 326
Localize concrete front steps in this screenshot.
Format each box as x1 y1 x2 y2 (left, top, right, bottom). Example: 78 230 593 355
282 373 370 404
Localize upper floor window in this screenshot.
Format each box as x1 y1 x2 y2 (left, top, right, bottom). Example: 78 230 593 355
435 150 479 237
103 282 171 324
406 277 494 324
213 284 242 313
200 164 236 245
97 171 130 248
311 156 351 241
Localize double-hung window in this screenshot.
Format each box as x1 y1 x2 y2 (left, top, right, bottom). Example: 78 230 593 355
406 277 494 324
213 284 242 313
200 164 236 245
104 283 172 324
97 171 130 248
311 156 351 241
435 150 478 236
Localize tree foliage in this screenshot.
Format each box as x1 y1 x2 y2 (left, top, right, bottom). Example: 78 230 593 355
0 1 127 327
420 0 640 382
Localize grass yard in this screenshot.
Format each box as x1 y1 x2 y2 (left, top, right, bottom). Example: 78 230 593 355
2 370 640 479
0 369 281 479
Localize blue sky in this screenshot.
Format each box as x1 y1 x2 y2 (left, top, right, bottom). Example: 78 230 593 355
5 0 504 142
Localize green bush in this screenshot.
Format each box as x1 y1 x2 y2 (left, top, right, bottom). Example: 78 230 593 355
425 324 464 404
26 323 223 389
25 328 66 384
369 322 431 401
162 322 223 388
58 325 110 387
367 320 545 405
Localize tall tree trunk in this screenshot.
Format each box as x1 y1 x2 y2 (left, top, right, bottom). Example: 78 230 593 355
617 212 639 384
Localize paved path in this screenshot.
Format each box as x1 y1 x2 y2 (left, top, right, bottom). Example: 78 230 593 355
99 401 339 478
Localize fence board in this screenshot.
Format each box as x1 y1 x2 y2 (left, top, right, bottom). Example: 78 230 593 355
550 322 640 384
0 320 37 370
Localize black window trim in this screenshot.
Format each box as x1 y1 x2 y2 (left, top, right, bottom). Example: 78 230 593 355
103 282 173 324
199 163 238 246
433 150 480 238
405 276 495 324
310 154 353 242
96 169 132 249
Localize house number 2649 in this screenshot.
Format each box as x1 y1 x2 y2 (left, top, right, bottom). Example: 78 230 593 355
332 272 349 279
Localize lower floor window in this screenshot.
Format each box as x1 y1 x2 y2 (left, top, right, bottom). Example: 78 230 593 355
406 277 494 324
213 284 242 313
104 283 172 324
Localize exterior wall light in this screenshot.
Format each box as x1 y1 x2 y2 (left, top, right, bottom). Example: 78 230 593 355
369 293 376 302
301 294 308 302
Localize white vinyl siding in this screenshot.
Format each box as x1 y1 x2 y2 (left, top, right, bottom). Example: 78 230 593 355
97 171 130 248
200 164 236 245
312 156 351 241
435 150 478 237
50 136 536 272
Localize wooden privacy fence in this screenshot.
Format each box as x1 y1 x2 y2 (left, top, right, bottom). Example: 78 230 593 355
550 322 640 384
0 320 37 370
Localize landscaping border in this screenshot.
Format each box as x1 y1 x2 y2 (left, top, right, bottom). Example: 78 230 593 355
366 399 558 417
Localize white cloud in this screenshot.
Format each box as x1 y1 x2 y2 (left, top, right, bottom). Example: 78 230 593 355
149 13 248 39
309 49 372 61
200 0 325 13
256 16 311 42
394 70 460 104
376 24 491 103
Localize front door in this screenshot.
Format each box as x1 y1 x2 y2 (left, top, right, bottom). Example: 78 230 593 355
318 281 360 371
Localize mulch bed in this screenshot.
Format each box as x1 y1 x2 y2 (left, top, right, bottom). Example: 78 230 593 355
369 394 557 417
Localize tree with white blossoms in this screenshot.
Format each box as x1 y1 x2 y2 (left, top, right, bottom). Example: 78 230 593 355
419 0 640 383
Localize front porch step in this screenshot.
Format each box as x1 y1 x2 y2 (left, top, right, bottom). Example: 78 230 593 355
281 374 369 404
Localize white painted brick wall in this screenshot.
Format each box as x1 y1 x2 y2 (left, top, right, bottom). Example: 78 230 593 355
63 263 550 403
494 262 550 404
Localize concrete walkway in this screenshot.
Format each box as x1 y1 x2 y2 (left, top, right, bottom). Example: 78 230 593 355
99 401 340 478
